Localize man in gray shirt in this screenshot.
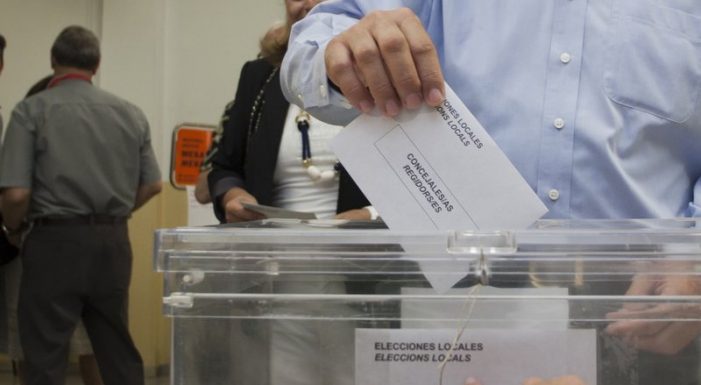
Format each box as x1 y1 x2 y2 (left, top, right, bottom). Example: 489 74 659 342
0 31 8 361
0 33 5 130
0 26 161 385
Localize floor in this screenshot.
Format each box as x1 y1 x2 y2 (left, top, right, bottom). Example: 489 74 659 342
0 364 170 385
0 373 170 385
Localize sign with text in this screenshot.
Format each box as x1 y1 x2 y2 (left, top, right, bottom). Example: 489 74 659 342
355 328 596 385
170 123 215 188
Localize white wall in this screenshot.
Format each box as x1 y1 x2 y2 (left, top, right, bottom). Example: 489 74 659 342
0 0 101 124
0 0 285 171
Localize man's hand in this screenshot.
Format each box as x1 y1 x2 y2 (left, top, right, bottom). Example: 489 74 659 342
222 187 266 223
521 376 587 385
464 375 587 385
325 7 444 117
335 208 372 220
606 273 701 355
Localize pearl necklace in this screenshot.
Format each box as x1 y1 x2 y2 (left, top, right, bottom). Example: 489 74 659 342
295 110 339 182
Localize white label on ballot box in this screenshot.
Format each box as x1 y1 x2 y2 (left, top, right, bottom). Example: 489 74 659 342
355 328 596 385
331 83 548 292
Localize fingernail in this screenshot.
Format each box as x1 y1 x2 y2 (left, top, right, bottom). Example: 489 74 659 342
385 99 401 116
404 93 422 109
464 377 479 385
358 100 374 114
427 88 444 105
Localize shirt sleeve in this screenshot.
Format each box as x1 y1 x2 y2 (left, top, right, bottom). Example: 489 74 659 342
208 62 258 223
137 111 162 185
0 102 36 189
687 177 701 217
280 4 360 126
280 0 436 126
280 0 434 125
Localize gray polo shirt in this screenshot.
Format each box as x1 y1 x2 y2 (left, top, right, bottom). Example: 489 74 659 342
0 79 161 218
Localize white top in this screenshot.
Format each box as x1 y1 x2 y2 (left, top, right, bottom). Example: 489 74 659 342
272 104 342 218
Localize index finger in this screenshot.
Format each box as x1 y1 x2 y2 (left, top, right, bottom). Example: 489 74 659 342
325 38 375 113
397 15 444 106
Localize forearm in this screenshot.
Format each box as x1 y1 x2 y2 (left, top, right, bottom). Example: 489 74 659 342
207 166 247 222
280 7 362 125
194 170 212 204
133 181 163 211
1 188 31 229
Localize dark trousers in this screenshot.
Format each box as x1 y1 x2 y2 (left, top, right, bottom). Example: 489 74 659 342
18 222 144 385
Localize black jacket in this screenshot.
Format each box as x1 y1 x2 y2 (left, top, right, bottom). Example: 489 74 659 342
208 58 368 223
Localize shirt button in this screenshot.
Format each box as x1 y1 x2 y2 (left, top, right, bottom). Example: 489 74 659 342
320 84 328 98
548 189 560 201
559 52 571 64
553 118 565 130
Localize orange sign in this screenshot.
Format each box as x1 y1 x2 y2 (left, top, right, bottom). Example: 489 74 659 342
170 124 215 188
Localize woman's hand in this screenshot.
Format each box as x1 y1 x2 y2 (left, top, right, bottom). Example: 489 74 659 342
222 187 266 223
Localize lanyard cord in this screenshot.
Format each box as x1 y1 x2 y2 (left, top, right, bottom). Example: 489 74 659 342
296 111 312 166
47 73 93 88
295 109 339 183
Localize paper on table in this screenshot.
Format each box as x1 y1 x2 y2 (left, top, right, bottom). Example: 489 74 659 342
241 203 317 220
330 83 548 291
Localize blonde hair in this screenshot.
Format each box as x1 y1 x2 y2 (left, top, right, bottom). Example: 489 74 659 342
259 21 290 67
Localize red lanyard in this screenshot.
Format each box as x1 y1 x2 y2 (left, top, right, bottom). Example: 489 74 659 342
47 73 93 89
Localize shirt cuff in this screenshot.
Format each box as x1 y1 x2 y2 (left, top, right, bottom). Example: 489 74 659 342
212 176 245 204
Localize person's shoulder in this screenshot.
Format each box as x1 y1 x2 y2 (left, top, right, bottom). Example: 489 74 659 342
14 89 49 114
240 57 278 83
92 88 147 120
246 57 276 71
93 87 138 108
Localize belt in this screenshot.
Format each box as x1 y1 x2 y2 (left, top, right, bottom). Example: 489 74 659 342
33 215 128 226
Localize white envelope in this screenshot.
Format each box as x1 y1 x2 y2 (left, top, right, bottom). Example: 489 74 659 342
331 83 548 291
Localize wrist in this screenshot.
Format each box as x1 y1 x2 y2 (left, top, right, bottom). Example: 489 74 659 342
2 221 28 237
222 187 247 205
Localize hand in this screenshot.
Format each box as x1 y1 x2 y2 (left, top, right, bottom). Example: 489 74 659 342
606 273 701 355
325 7 444 117
221 187 266 223
7 233 21 247
194 170 212 204
334 208 372 220
521 376 587 385
2 221 29 247
463 375 587 385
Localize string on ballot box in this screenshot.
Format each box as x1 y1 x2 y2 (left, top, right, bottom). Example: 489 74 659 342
438 284 483 385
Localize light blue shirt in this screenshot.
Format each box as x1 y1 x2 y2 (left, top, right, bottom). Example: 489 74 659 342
281 0 701 220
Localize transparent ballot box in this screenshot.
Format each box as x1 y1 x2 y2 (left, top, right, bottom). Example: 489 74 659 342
154 219 701 385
